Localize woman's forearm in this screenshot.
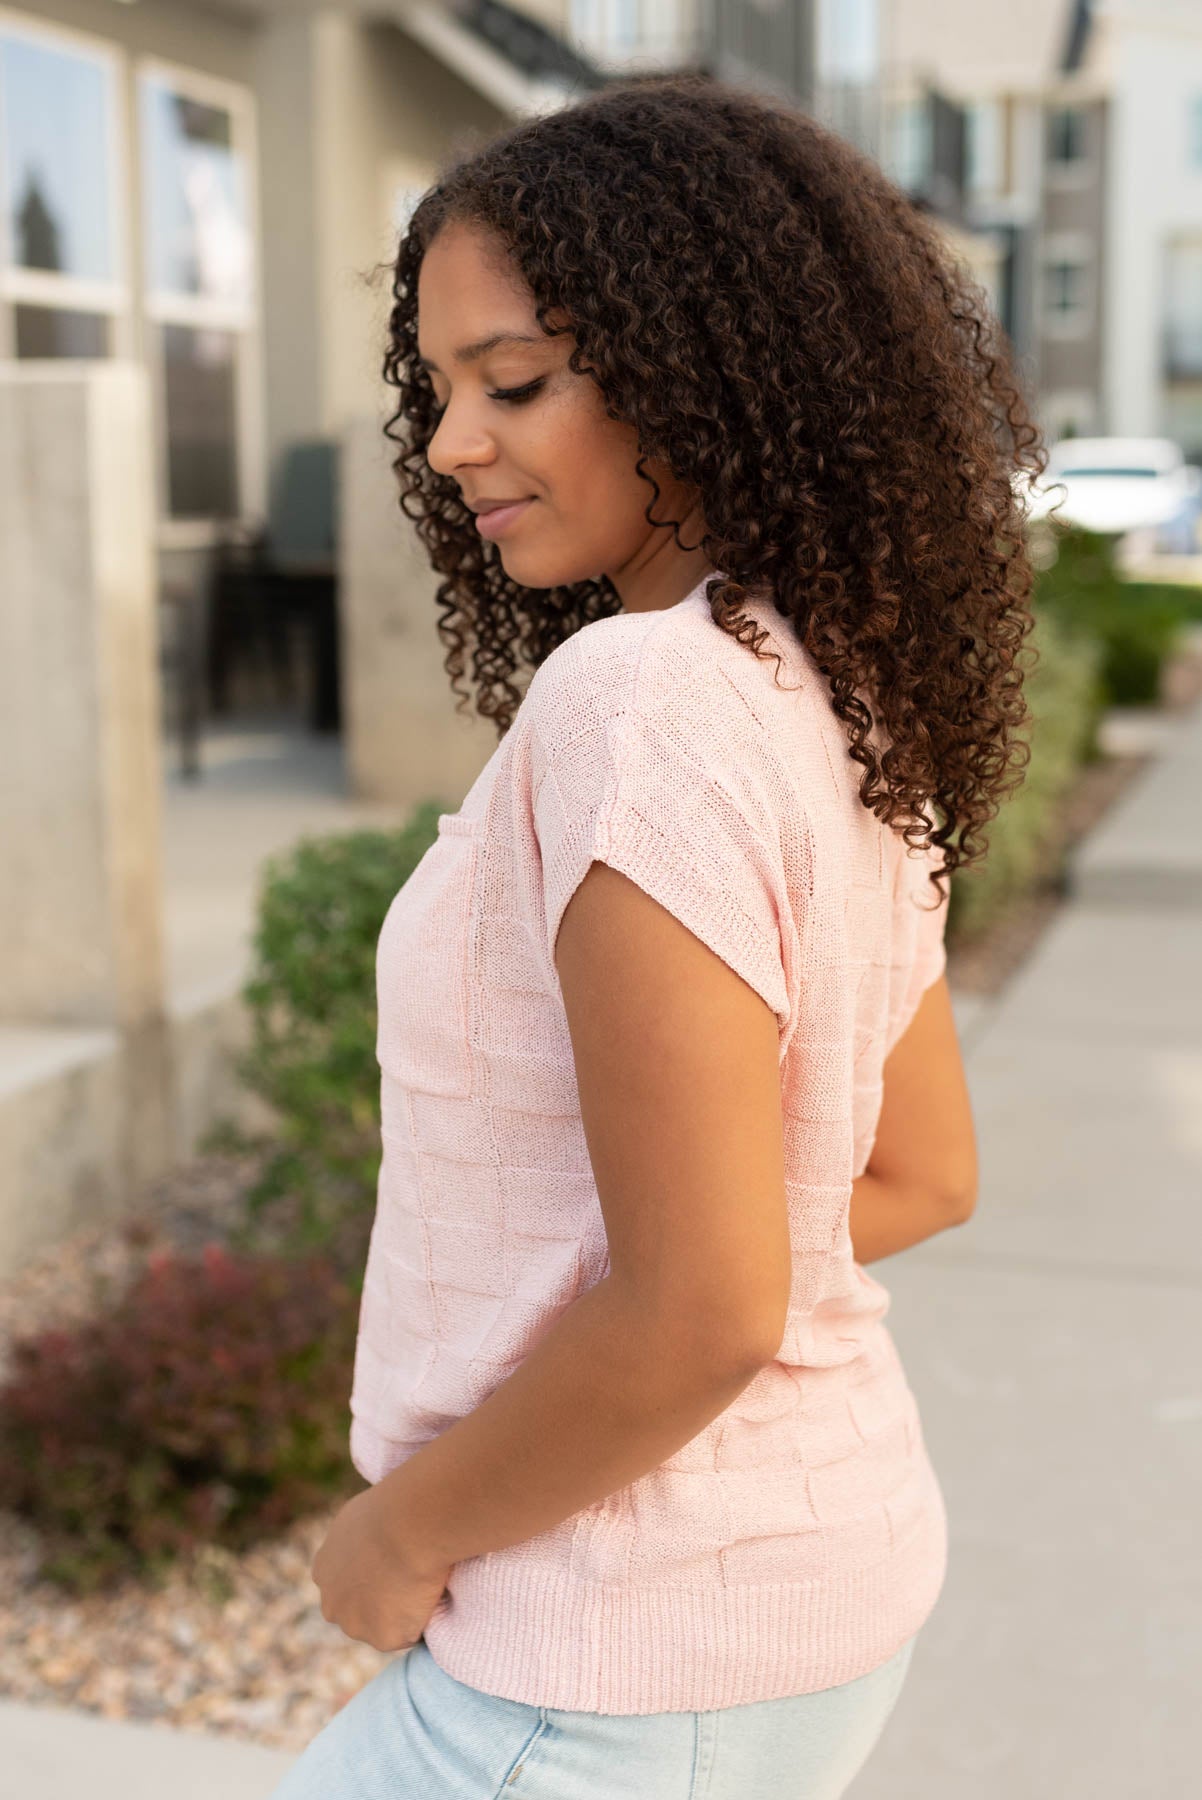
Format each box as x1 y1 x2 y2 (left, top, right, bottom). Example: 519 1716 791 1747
849 1167 964 1264
374 1274 764 1574
377 1183 958 1576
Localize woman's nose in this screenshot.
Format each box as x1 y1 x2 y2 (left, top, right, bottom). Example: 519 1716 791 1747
426 404 495 478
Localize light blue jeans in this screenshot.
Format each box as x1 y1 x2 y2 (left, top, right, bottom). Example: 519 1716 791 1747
267 1631 919 1799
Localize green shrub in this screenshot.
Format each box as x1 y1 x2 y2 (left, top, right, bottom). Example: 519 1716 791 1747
1092 599 1183 705
946 603 1104 939
0 1244 361 1593
206 803 446 1264
943 518 1198 935
1120 579 1202 626
1033 524 1190 705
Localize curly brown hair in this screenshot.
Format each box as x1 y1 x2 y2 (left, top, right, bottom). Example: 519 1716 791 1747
379 70 1048 901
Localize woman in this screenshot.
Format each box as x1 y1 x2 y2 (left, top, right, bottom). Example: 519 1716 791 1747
271 70 1043 1799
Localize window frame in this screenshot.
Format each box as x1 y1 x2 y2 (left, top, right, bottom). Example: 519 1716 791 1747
0 7 132 362
1045 100 1093 190
1039 230 1094 341
135 53 264 542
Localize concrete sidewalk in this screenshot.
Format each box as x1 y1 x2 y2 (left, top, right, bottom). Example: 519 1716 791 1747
0 1697 294 1798
854 689 1202 1797
4 696 1199 1798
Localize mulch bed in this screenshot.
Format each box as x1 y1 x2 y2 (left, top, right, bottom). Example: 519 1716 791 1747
2 633 1200 1752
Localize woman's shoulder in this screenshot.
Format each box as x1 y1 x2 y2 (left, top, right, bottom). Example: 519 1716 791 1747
524 603 655 703
523 585 808 766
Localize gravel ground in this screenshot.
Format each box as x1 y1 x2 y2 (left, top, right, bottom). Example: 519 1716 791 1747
0 1508 390 1751
2 638 1200 1752
0 1153 391 1754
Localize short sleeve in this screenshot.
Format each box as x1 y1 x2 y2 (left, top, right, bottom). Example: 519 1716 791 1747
530 698 795 1033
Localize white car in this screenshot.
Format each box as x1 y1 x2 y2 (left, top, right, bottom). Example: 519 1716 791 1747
1014 436 1202 547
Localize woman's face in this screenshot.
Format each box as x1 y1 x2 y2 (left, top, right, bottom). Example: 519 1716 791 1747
416 218 710 610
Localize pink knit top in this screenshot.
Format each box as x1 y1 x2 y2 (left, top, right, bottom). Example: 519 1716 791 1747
349 570 950 1714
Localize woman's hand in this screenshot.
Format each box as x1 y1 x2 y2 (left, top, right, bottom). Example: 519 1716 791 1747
310 1481 454 1652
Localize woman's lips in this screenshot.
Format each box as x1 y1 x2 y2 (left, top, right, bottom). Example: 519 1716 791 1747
474 497 536 539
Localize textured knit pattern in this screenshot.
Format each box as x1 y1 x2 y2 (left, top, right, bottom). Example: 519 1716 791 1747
349 572 950 1714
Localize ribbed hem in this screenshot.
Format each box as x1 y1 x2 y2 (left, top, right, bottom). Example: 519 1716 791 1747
421 1463 948 1715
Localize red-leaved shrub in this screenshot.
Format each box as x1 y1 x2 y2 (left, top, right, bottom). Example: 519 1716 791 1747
0 1243 363 1592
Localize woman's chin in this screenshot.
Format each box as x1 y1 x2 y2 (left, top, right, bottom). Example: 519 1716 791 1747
496 544 592 591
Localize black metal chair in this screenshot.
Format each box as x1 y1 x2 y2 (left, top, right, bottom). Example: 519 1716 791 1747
205 440 341 733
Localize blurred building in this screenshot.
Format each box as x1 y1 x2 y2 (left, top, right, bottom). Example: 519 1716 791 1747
0 0 612 1270
884 0 1202 459
881 0 1078 430
14 0 1202 734
0 0 619 736
703 0 881 158
0 0 985 761
1083 0 1202 460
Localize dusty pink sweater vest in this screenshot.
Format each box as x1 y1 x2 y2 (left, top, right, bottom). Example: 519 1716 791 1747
349 573 950 1713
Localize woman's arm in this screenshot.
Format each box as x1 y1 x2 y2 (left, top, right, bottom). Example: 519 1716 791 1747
849 1166 971 1264
850 974 978 1265
374 857 791 1575
374 889 975 1578
373 1270 768 1575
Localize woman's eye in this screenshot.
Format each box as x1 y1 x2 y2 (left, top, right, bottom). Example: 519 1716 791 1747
426 377 544 420
488 379 544 405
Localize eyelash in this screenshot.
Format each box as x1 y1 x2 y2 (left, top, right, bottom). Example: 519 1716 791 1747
490 379 544 404
429 378 544 417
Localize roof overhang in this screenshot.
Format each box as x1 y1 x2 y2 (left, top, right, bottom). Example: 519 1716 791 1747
394 0 600 118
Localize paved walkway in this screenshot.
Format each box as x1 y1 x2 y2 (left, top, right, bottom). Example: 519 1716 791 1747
0 1697 294 1797
4 693 1199 1797
854 686 1202 1798
160 720 408 1011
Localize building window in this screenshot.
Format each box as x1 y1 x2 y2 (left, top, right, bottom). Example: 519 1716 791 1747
0 19 126 360
1041 237 1092 338
138 61 258 524
1047 104 1088 167
1189 96 1202 170
141 80 252 306
569 0 685 63
817 0 879 86
888 94 931 194
1165 237 1202 376
816 0 881 157
160 323 240 518
1046 260 1085 316
966 97 1004 197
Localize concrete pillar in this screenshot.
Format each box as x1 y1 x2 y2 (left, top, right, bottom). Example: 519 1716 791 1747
339 410 500 807
0 364 173 1200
